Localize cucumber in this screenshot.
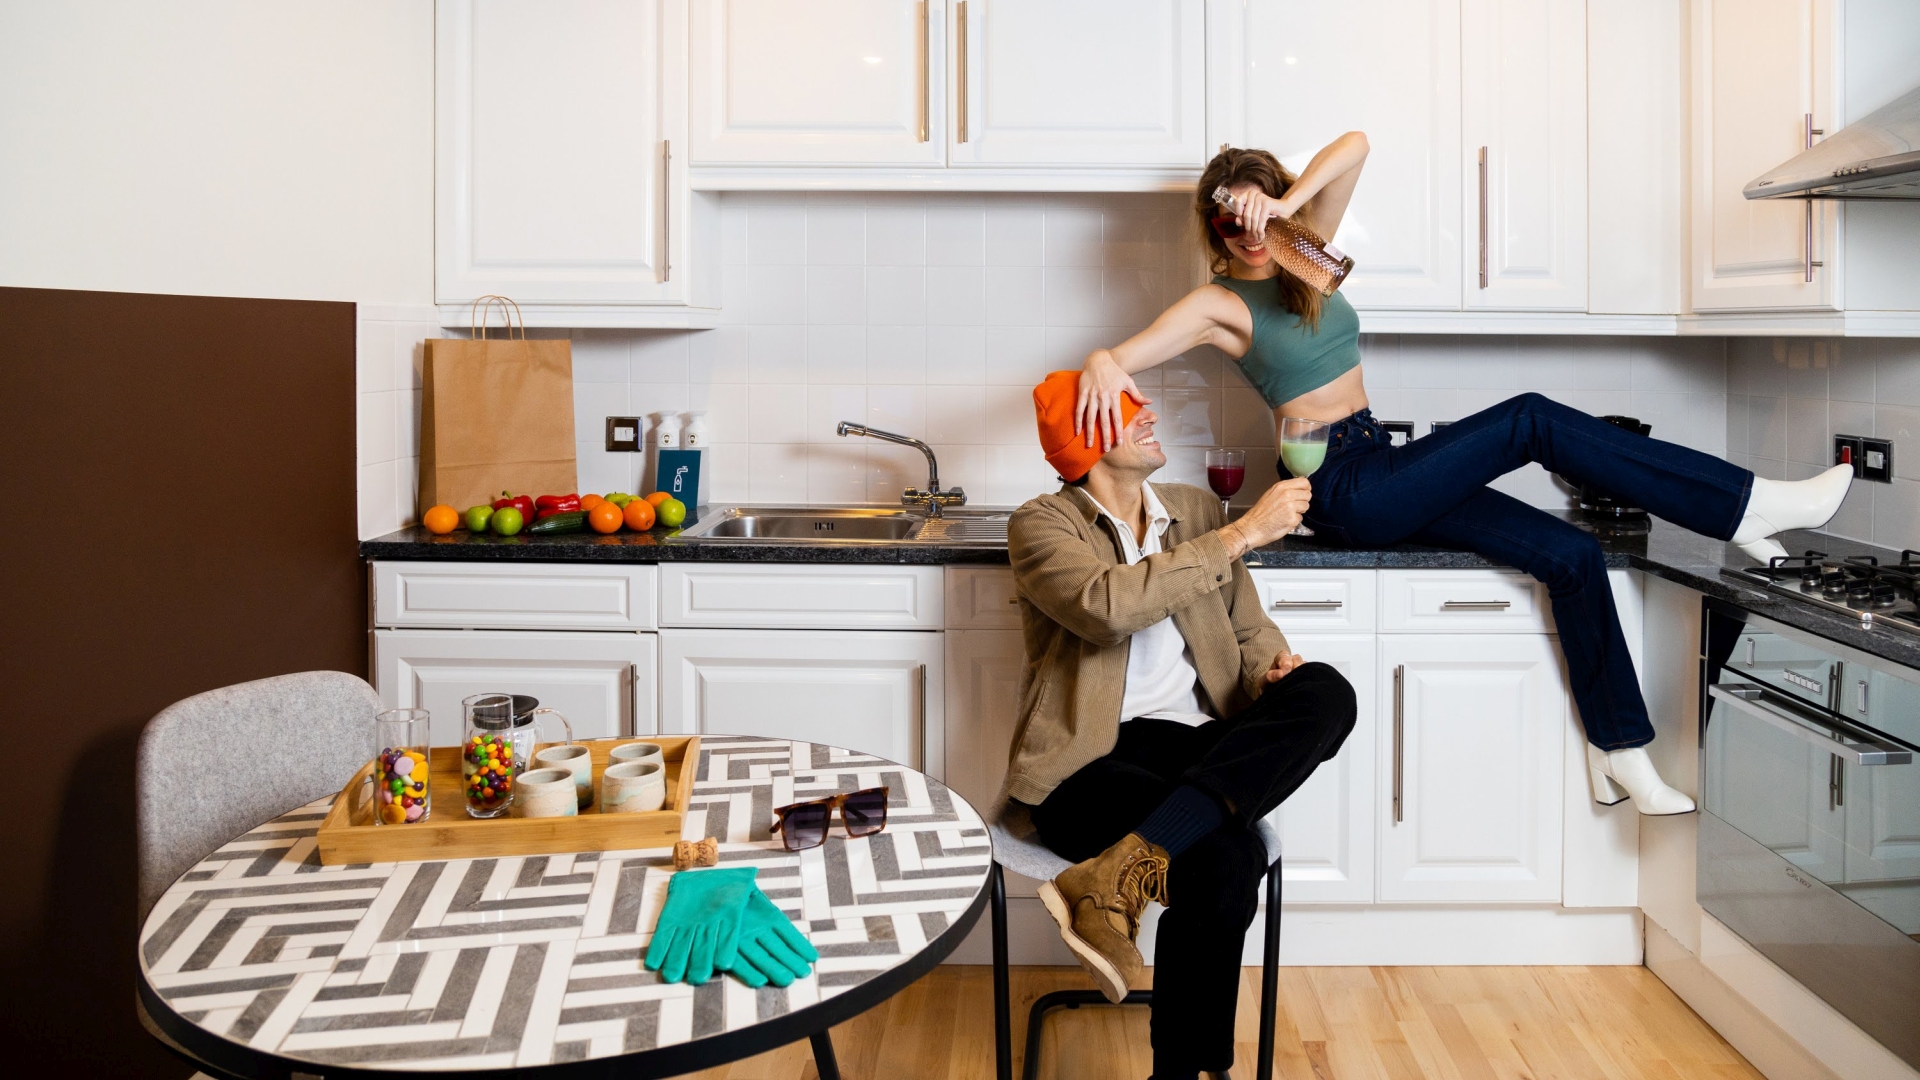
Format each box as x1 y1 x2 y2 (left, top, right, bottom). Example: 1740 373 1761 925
527 510 588 535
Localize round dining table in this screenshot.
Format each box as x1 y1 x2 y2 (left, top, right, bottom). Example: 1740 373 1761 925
138 735 993 1079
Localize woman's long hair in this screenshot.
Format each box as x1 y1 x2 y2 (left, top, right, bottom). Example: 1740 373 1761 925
1197 146 1325 333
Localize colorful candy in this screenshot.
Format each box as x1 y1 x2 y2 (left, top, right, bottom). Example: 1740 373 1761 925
462 732 521 815
376 746 429 824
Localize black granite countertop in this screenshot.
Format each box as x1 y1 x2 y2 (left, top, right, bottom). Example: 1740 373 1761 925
360 516 1920 668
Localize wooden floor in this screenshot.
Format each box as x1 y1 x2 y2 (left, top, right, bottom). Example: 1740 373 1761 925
673 965 1763 1080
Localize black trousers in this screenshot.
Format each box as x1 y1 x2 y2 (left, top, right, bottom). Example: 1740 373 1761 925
1028 662 1356 1077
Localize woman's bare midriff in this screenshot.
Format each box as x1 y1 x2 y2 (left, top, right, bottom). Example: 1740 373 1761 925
1270 364 1370 433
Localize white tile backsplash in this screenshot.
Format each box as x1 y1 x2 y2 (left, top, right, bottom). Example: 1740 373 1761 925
355 304 440 540
1727 337 1920 547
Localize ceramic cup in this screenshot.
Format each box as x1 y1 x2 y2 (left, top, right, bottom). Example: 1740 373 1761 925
600 760 666 814
532 744 593 810
510 768 578 818
608 741 664 770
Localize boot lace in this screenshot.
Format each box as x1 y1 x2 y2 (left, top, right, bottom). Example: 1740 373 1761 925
1111 850 1170 936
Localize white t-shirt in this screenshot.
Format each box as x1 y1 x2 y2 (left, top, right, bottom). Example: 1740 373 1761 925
1079 484 1213 728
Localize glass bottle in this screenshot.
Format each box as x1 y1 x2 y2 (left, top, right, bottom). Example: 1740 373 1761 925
1211 186 1355 297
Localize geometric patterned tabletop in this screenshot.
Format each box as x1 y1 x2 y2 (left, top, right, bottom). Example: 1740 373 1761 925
138 736 992 1076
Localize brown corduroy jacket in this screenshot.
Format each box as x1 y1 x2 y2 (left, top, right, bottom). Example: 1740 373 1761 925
1002 482 1288 805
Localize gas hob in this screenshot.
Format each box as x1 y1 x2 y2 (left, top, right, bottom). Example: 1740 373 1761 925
1724 550 1920 634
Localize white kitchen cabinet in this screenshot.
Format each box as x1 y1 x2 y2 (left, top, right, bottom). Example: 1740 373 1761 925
1377 633 1567 903
689 0 945 166
1213 0 1463 311
1461 0 1586 311
437 0 719 328
660 564 942 629
1262 632 1377 903
1380 569 1553 633
373 562 658 631
1688 0 1840 313
947 0 1205 168
374 628 658 746
659 628 943 771
1248 568 1377 633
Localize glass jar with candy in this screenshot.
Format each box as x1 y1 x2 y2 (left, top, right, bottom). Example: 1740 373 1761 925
460 693 574 818
372 708 432 824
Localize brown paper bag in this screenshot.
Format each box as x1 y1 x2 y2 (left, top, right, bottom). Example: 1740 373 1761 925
420 297 577 515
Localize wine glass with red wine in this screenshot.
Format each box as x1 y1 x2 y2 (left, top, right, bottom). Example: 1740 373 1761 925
1205 449 1245 521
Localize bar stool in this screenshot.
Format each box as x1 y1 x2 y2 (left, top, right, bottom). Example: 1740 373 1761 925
985 797 1284 1080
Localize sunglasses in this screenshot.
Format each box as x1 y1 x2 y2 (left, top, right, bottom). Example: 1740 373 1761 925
771 787 890 851
1209 214 1249 239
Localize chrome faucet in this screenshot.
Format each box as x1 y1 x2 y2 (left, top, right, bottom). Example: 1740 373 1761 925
836 421 967 517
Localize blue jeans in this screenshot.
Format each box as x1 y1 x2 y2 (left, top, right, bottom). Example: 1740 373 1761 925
1301 393 1753 749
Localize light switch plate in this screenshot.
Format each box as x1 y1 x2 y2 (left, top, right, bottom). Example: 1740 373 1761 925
605 416 640 453
1860 437 1894 483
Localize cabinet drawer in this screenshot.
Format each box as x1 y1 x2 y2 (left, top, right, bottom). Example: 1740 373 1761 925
660 564 942 630
945 567 1022 629
1380 570 1552 633
373 562 658 630
1249 569 1376 632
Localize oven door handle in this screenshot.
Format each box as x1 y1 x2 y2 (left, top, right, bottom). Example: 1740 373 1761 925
1709 683 1914 765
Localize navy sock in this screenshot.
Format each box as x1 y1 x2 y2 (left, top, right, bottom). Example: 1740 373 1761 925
1134 784 1223 858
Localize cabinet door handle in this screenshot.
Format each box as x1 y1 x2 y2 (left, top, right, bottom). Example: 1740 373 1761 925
1272 600 1343 610
661 139 672 282
1709 683 1912 766
956 1 969 143
917 663 929 770
918 1 931 142
1477 145 1489 289
1857 678 1869 715
1804 114 1825 282
1392 664 1405 823
1442 600 1510 611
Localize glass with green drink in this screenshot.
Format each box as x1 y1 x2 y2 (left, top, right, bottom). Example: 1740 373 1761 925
1278 417 1331 537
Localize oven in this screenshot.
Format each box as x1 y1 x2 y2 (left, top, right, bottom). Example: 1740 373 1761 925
1699 600 1920 1068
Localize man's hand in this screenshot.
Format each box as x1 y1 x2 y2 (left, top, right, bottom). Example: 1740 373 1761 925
1220 476 1312 556
1263 651 1305 684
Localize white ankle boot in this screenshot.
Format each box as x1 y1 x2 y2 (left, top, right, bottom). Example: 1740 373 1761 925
1587 744 1695 815
1732 464 1853 564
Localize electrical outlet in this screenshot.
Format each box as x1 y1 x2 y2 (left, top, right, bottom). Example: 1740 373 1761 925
1835 434 1865 477
605 416 640 453
1860 437 1894 483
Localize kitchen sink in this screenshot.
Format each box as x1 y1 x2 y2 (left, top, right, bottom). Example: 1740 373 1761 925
673 506 1011 546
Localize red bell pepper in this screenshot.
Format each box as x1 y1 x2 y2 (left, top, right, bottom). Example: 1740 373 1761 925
534 493 582 521
492 491 535 522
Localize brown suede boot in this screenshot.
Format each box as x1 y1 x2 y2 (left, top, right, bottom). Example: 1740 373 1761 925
1036 831 1170 1003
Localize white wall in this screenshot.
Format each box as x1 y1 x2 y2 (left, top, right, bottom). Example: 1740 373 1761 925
0 1 433 306
556 192 1727 516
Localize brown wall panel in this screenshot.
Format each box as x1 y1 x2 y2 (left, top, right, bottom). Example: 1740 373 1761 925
0 287 364 1074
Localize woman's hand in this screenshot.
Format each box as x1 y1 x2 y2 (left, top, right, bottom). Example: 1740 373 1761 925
1076 350 1151 452
1233 187 1296 238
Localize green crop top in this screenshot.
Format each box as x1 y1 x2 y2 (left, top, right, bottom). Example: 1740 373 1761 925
1210 275 1362 408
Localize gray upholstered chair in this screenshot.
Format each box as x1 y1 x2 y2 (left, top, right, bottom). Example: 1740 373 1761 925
986 796 1284 1080
136 670 384 919
135 671 384 1078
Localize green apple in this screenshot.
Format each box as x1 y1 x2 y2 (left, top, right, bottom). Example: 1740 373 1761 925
490 506 525 536
464 505 494 533
656 497 687 529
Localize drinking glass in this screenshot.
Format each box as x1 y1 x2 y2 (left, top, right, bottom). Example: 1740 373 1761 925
1205 449 1246 520
373 708 431 825
1278 417 1331 537
460 693 574 818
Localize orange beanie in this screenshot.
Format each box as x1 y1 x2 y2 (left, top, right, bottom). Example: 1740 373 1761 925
1033 370 1142 483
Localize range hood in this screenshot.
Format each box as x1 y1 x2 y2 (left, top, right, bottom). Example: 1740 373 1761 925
1746 85 1920 200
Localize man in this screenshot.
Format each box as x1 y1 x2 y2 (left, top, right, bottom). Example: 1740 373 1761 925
1006 371 1357 1080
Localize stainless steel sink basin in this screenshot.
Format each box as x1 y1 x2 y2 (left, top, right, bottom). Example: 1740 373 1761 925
673 506 1011 546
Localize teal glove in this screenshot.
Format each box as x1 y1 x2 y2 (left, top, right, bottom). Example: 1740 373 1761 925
724 884 821 988
644 867 757 985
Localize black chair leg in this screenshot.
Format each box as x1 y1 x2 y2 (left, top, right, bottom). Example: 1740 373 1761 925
811 1029 841 1080
1256 861 1282 1080
991 863 1013 1080
1023 990 1155 1080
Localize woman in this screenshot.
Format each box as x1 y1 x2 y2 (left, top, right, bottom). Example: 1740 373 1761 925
1073 140 1853 815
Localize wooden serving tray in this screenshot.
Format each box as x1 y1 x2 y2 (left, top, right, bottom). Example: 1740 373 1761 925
315 736 699 865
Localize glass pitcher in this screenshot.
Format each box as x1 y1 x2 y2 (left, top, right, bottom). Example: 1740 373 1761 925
460 693 574 818
373 708 432 825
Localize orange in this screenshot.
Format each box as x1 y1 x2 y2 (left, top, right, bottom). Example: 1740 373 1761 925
580 493 604 511
587 501 623 534
645 491 673 508
423 505 460 534
623 499 657 532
